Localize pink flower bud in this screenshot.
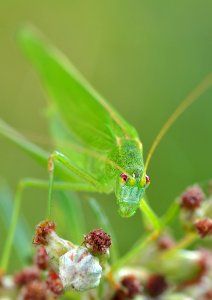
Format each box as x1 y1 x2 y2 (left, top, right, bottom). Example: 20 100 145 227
180 185 205 211
146 274 168 298
34 246 49 270
194 218 212 238
112 275 142 299
22 280 47 300
14 267 40 287
84 228 112 255
46 271 63 297
33 220 73 271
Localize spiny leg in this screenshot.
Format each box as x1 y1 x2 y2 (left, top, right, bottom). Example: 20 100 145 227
47 150 105 217
0 178 95 273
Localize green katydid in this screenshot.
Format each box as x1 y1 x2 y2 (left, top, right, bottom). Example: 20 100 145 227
0 26 212 272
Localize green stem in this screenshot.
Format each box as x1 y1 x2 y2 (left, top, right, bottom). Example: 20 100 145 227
160 200 179 226
47 171 54 219
140 199 161 230
111 229 160 272
111 199 178 273
0 183 23 272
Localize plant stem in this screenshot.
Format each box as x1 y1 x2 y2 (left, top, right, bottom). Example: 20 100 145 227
111 199 180 273
111 229 160 272
47 171 54 219
0 183 23 272
140 199 161 230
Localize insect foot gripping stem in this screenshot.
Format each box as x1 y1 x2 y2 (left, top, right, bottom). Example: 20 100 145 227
32 220 112 293
48 153 55 173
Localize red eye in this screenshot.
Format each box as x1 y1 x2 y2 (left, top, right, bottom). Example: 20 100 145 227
145 175 150 184
120 173 128 182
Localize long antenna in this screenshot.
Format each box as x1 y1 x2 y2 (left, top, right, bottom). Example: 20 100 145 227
144 73 212 171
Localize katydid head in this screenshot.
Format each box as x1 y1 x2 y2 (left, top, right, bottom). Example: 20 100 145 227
115 173 150 217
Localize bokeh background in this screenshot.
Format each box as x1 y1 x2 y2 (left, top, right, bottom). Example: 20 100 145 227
0 0 212 271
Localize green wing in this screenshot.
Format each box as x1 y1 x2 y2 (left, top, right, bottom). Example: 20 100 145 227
18 26 139 152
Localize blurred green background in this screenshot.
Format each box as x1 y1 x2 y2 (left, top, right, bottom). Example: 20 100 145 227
0 1 212 270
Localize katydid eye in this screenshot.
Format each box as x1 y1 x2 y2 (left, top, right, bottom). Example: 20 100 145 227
120 173 128 182
145 175 150 184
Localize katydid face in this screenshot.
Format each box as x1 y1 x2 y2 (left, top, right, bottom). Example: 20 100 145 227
115 173 150 217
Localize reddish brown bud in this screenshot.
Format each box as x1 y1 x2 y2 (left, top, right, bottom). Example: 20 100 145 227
14 267 40 287
180 185 205 210
33 220 56 245
157 235 175 251
202 290 212 300
195 218 212 238
84 228 112 255
113 275 142 300
146 274 168 298
181 251 208 287
22 280 47 300
34 246 49 270
46 271 63 297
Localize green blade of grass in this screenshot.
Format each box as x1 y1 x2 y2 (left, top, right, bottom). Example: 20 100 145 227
0 119 79 182
0 119 48 166
54 190 85 245
89 198 119 262
0 181 32 266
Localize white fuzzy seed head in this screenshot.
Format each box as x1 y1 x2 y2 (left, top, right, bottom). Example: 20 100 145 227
59 246 102 292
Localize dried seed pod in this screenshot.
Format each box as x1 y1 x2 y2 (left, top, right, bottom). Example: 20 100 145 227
34 246 49 270
202 290 212 300
46 271 63 297
33 220 73 271
22 280 47 300
157 235 175 251
146 274 168 298
113 275 142 299
59 246 102 292
84 228 112 255
33 220 56 246
14 267 40 287
194 218 212 238
180 185 205 211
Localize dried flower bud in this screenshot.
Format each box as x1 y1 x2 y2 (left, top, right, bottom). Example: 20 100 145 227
84 228 112 255
146 274 168 297
113 275 142 299
22 280 47 300
33 220 56 245
33 220 73 271
46 271 63 297
195 218 212 238
14 267 40 287
59 246 102 292
34 246 49 270
181 251 208 286
157 235 175 251
180 185 205 210
202 290 212 300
